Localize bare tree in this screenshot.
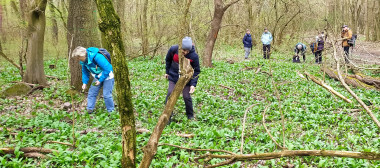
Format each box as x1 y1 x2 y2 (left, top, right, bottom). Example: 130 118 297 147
23 0 48 86
203 0 240 67
67 0 101 91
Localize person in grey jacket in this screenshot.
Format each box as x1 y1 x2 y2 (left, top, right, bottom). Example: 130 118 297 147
242 29 253 59
261 28 273 59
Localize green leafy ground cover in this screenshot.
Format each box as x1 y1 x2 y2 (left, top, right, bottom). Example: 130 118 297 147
0 51 379 167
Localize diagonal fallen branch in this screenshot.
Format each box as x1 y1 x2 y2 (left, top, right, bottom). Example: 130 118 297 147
329 36 380 129
304 72 352 103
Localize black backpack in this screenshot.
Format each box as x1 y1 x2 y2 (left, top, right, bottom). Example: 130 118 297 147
348 34 357 47
98 48 111 63
293 55 301 63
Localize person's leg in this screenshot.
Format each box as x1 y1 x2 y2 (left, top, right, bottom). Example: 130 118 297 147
165 81 176 124
318 51 322 63
165 81 176 103
302 51 306 62
182 85 194 119
244 47 250 59
262 45 266 59
103 78 115 112
344 46 350 63
267 45 271 59
87 80 102 112
314 52 318 63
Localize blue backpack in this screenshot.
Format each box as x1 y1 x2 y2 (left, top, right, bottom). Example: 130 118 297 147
98 48 111 63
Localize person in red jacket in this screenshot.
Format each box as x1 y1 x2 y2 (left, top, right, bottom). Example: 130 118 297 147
165 37 200 123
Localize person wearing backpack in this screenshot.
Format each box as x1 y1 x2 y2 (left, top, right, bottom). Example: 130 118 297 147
261 28 273 59
294 42 307 62
315 35 325 64
72 46 114 114
242 29 253 59
341 25 352 63
165 37 200 123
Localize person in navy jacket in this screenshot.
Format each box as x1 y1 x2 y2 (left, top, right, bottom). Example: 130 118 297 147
165 37 200 122
242 29 253 59
72 46 115 114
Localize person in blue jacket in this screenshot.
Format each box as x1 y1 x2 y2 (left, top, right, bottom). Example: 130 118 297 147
72 46 115 114
294 42 307 62
242 29 253 59
261 28 273 59
165 37 200 122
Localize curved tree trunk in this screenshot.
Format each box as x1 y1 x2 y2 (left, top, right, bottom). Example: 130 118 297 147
23 0 48 86
95 0 136 167
49 1 58 45
203 0 240 67
67 0 100 91
142 0 149 57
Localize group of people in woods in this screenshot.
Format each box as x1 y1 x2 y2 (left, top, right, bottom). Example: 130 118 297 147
242 25 354 64
69 25 353 124
71 36 200 125
243 28 273 59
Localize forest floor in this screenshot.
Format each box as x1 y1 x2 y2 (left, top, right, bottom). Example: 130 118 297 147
351 41 380 65
0 45 379 167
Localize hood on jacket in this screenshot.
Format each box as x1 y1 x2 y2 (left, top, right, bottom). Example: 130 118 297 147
86 47 100 65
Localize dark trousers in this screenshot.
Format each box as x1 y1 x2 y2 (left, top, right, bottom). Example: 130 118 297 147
296 50 306 62
344 46 350 63
263 44 271 59
165 80 194 119
315 50 322 63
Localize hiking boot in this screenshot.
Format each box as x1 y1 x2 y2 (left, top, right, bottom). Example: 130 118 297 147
87 109 94 114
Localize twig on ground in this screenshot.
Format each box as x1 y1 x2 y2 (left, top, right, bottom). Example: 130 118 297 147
240 104 257 154
158 143 236 155
219 84 235 91
262 106 287 150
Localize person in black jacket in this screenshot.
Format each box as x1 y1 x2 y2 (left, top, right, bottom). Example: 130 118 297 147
165 36 200 121
242 29 253 59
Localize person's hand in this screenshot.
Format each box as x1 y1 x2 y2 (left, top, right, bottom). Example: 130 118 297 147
165 74 169 79
82 84 87 90
189 86 195 94
95 81 101 86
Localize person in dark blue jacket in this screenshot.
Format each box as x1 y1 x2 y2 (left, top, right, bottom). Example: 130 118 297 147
72 46 115 114
242 29 253 59
165 37 200 121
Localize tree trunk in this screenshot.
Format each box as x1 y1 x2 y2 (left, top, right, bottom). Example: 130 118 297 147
141 0 149 56
95 0 136 167
67 0 101 91
203 0 240 67
19 0 27 20
49 1 58 45
23 0 48 86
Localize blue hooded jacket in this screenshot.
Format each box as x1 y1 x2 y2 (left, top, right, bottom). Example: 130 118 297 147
165 45 200 87
261 32 273 45
242 34 253 48
80 47 113 84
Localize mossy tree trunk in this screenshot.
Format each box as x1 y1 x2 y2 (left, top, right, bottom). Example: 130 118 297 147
23 0 48 86
94 0 136 167
67 0 100 91
139 1 194 167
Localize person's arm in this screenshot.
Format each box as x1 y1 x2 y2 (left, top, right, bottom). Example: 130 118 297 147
81 63 90 84
189 55 200 88
165 46 174 76
94 54 113 83
242 35 246 44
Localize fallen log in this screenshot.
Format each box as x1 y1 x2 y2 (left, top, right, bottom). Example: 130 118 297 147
0 147 58 154
304 72 352 103
321 67 379 91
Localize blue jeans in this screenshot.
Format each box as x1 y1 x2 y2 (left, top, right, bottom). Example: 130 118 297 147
165 81 193 119
244 47 251 59
87 78 115 112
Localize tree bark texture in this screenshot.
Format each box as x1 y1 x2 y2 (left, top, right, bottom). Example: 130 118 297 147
203 0 240 67
67 0 100 91
141 0 149 56
139 1 194 167
95 0 136 167
49 1 58 45
23 0 48 86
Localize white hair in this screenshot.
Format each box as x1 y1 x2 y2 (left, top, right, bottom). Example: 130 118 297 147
72 46 87 58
